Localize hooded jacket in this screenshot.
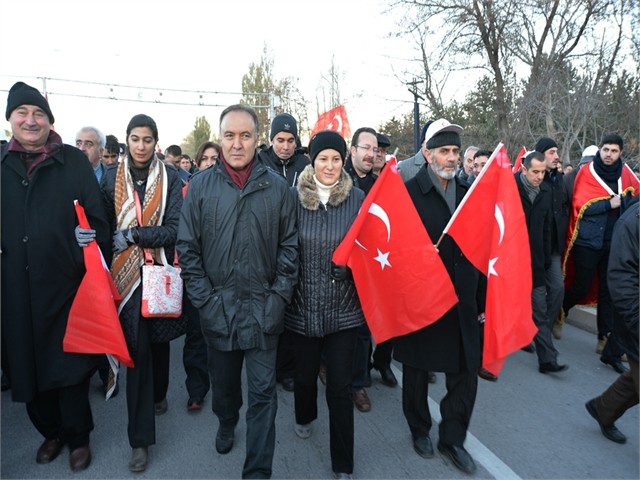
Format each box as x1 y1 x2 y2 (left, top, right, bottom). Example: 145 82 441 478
284 166 365 337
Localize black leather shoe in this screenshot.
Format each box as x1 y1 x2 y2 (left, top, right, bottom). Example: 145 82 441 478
36 438 64 464
413 435 434 458
69 445 91 471
128 447 148 472
600 356 628 374
539 362 568 374
281 377 295 392
585 399 627 444
215 426 235 454
478 367 498 382
374 364 398 387
437 442 476 474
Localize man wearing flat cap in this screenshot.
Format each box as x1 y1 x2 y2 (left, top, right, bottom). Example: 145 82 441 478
562 134 639 374
393 119 485 475
1 81 111 471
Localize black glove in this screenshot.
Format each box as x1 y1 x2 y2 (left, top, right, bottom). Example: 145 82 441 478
330 262 351 281
75 226 96 247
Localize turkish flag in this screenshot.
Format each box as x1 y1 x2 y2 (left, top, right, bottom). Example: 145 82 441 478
310 105 351 140
512 146 527 173
444 144 537 375
332 160 458 344
64 201 134 369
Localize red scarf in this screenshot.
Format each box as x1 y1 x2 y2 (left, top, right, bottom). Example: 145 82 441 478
220 153 255 189
8 130 64 179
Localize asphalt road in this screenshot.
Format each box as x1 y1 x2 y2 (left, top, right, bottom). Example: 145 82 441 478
1 317 638 479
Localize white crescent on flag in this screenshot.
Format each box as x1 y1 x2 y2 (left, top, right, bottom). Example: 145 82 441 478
355 203 392 270
488 204 505 277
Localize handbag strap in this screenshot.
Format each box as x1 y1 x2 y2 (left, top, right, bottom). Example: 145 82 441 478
133 190 179 267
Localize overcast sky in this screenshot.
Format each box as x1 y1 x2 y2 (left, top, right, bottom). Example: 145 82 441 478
1 0 428 147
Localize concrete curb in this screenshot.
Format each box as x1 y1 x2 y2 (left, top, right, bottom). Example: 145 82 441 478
566 305 597 335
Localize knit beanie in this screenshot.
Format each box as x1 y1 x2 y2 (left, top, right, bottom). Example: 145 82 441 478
534 137 558 154
5 81 55 124
126 114 158 140
270 113 298 140
309 130 347 164
600 134 623 151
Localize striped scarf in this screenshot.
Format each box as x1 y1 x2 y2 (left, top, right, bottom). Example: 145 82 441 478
110 154 168 311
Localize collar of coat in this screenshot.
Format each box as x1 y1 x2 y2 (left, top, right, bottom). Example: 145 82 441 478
296 164 353 211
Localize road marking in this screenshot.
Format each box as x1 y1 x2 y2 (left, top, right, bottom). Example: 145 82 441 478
392 364 522 479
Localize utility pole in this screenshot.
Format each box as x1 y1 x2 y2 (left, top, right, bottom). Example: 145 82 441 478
407 79 424 154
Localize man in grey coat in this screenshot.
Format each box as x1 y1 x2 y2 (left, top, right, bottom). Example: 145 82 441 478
397 120 432 181
177 104 299 479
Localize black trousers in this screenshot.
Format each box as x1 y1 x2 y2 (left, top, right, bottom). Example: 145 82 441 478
182 294 210 400
26 375 93 450
372 339 393 368
207 346 278 479
402 364 477 446
291 327 358 475
123 302 171 448
276 329 296 381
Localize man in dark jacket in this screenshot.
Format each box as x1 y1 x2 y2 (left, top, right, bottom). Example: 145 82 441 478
177 104 299 479
257 112 310 187
516 151 567 374
393 119 484 475
534 137 569 341
257 113 310 393
585 197 639 444
1 81 111 471
562 134 639 373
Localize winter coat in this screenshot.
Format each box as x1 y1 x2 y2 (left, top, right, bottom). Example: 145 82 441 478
543 169 569 254
397 150 426 182
608 199 639 362
393 167 485 373
177 158 299 351
257 146 310 187
1 143 111 402
515 171 552 287
285 166 365 337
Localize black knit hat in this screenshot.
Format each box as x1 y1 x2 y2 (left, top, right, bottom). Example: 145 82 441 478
600 134 623 150
270 113 298 141
126 114 158 141
534 137 558 154
309 130 347 164
5 81 55 124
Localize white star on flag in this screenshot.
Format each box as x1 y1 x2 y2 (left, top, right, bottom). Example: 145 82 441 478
374 249 391 270
488 257 498 277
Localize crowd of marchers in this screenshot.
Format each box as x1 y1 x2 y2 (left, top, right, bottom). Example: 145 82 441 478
2 80 638 479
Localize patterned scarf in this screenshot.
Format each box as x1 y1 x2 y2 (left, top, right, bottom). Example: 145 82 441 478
7 130 64 179
111 154 168 311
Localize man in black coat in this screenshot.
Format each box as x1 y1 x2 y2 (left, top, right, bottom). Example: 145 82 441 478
515 151 568 374
1 82 111 471
393 119 484 475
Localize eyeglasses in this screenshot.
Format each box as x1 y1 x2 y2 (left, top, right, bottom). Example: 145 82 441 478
354 144 380 154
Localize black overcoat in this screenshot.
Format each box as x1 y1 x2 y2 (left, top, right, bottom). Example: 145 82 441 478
1 144 111 402
393 166 485 373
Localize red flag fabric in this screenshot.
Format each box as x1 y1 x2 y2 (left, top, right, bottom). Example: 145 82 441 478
64 201 134 368
332 160 458 344
512 146 527 173
309 105 351 140
444 144 537 375
562 162 640 305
